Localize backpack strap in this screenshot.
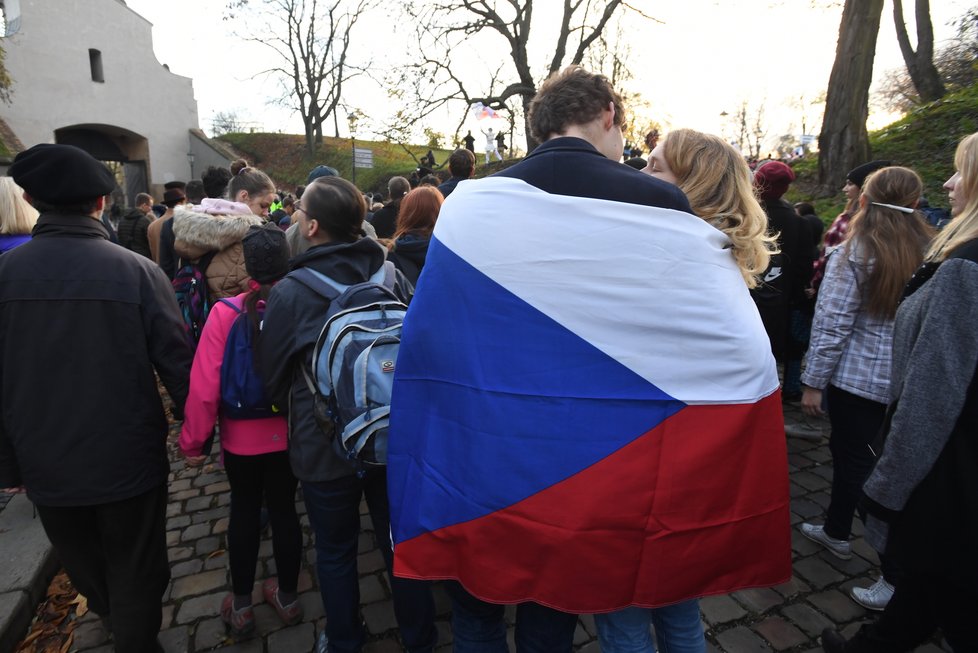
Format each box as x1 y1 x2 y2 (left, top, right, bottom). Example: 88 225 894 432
288 267 343 302
217 297 243 315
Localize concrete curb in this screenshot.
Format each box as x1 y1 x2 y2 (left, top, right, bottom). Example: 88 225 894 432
0 494 57 653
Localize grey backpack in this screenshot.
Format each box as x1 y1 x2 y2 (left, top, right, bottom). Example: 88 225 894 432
290 262 407 468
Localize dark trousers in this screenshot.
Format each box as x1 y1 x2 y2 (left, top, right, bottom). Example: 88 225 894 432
847 573 978 652
302 470 436 653
36 484 169 653
223 450 301 596
446 582 577 653
824 385 886 540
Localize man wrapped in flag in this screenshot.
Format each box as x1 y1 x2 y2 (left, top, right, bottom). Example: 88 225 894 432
387 66 792 652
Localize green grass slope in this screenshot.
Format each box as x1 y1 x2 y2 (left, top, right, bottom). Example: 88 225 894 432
789 83 978 221
217 132 455 195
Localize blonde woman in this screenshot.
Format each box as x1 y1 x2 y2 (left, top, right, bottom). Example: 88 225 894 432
594 129 776 653
644 128 774 288
799 167 934 613
0 177 39 253
820 134 978 652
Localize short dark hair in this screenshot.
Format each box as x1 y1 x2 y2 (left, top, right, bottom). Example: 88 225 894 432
30 198 101 215
135 192 153 206
529 65 625 143
388 176 411 200
302 176 366 243
448 148 476 177
201 166 232 198
794 202 816 216
185 180 206 204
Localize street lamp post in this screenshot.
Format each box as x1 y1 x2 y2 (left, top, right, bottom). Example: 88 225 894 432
348 112 358 187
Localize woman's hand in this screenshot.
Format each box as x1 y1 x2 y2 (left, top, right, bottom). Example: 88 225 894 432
801 386 824 417
184 455 207 467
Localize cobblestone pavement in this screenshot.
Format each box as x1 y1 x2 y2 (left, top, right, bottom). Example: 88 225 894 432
43 401 950 653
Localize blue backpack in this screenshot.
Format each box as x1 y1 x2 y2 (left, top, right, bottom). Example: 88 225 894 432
289 262 407 468
217 298 278 420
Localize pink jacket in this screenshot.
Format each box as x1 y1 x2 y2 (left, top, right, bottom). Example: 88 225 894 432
179 293 288 457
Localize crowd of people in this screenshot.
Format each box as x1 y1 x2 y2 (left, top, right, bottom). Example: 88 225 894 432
0 63 974 653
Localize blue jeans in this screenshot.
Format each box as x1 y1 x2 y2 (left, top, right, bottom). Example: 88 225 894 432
446 581 577 653
302 471 436 653
594 601 705 653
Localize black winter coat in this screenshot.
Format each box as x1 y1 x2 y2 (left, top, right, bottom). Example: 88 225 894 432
257 237 413 482
117 207 153 259
0 213 192 505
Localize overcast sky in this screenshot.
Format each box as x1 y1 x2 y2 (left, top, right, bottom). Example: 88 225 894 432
124 0 971 150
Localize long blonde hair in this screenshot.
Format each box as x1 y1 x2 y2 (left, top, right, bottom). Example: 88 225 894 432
926 132 978 263
846 167 933 318
660 129 775 288
0 177 39 235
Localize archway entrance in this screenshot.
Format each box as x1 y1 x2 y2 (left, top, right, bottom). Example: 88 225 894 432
55 124 150 207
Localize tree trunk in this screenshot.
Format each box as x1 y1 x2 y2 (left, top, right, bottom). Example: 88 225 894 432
893 0 946 102
522 92 539 152
304 121 315 156
817 0 885 197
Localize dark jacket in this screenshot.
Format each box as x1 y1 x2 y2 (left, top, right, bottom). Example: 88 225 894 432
437 177 468 199
387 234 430 286
257 237 413 482
0 213 192 505
494 137 692 211
0 234 31 254
117 207 153 258
369 203 400 239
750 199 813 361
864 240 978 585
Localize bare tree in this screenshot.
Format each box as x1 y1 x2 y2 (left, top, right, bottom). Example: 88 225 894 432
817 0 885 196
892 0 945 102
226 0 376 154
392 1 654 152
211 111 243 137
0 45 12 104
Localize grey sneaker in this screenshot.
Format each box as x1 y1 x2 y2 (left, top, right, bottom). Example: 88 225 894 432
800 523 852 560
850 577 894 611
316 631 329 653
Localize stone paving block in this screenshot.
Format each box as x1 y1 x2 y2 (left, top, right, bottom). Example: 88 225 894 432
170 559 203 579
268 622 315 653
193 615 230 650
789 482 808 498
213 517 229 535
806 449 832 464
167 515 191 530
204 550 229 571
171 489 200 502
822 552 872 576
161 604 174 629
772 575 809 598
168 546 194 563
577 642 601 653
297 591 325 621
792 471 829 492
363 599 399 634
72 619 111 650
700 594 747 626
296 569 314 593
166 530 181 547
791 530 821 556
572 622 589 646
217 493 231 507
193 472 227 488
210 637 263 653
806 589 866 623
789 498 823 519
191 508 227 524
185 496 215 513
0 591 30 653
809 492 831 510
753 616 808 650
167 502 183 518
171 569 227 600
850 539 880 565
731 587 782 614
360 574 387 604
180 523 211 542
715 625 772 652
359 531 376 553
169 479 192 492
359 550 386 574
794 556 845 589
158 625 190 653
205 481 231 495
195 536 221 556
258 539 273 558
175 591 224 624
252 602 285 636
780 603 835 637
579 613 596 637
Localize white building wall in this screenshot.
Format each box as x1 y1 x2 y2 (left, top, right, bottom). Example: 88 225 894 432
1 0 201 185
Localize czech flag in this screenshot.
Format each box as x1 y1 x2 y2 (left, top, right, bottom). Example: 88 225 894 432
388 177 791 613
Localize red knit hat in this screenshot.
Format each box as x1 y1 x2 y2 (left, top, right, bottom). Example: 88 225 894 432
753 161 796 200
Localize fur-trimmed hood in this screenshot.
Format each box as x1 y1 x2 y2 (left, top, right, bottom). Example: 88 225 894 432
172 205 263 253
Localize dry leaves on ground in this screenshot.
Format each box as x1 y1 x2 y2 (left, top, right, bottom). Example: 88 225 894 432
15 570 84 653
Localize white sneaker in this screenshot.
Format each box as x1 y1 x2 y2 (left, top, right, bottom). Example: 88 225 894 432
800 523 852 560
850 577 894 611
